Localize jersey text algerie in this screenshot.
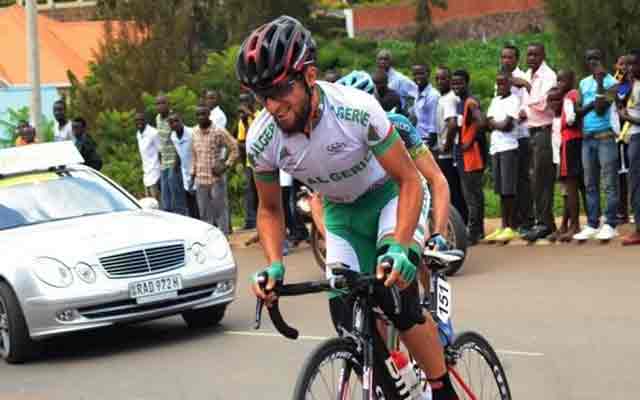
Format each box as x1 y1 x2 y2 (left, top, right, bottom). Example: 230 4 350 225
246 81 400 203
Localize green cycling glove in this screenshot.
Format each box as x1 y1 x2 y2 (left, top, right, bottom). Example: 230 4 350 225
377 240 416 284
251 261 285 284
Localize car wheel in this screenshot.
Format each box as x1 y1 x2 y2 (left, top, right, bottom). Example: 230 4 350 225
182 304 227 329
0 281 36 364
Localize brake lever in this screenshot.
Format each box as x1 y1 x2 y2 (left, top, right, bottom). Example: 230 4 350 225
380 260 402 315
254 272 268 330
255 298 264 330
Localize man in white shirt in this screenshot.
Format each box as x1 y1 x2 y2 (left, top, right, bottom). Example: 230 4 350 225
169 112 198 219
485 71 522 243
500 44 535 234
516 43 558 242
206 90 228 129
434 66 467 224
135 112 161 203
52 100 72 142
376 49 418 110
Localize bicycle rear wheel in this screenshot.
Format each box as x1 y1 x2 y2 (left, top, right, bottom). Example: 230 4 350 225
292 338 365 400
448 331 512 400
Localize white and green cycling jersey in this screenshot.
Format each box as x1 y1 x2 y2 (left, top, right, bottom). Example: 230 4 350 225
246 81 429 276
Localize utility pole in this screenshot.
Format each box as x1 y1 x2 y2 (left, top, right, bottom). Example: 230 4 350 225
26 0 43 141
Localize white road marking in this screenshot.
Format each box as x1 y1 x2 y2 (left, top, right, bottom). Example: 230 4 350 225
224 330 545 357
225 330 328 341
495 349 545 357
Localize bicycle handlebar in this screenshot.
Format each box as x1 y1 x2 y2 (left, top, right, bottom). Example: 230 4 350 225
254 267 401 340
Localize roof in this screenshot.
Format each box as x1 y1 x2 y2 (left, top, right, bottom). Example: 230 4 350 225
0 5 108 86
0 141 84 177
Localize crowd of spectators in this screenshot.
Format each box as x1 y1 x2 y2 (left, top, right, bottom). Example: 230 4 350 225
18 42 640 247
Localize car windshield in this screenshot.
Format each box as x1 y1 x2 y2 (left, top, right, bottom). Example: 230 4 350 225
0 169 138 230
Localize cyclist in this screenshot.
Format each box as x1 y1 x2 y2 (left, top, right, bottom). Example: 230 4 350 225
238 16 458 399
314 70 452 292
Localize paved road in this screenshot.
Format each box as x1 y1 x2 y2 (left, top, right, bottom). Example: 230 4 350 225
1 242 639 400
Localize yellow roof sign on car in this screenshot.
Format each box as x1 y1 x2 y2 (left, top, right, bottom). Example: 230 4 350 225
0 141 85 177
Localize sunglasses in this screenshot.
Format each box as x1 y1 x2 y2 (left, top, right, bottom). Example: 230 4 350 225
253 77 299 103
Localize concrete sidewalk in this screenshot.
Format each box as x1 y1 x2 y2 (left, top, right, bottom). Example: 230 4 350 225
228 218 637 248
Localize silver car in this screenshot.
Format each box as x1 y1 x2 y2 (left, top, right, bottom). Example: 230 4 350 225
0 142 237 363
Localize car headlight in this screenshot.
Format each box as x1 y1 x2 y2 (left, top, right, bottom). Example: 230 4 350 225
205 229 229 260
189 243 207 264
34 258 74 288
75 263 96 284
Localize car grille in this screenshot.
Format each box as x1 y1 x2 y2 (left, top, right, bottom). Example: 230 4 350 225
99 242 185 278
77 283 220 319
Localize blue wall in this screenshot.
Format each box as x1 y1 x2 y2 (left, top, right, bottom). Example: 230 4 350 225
0 85 62 142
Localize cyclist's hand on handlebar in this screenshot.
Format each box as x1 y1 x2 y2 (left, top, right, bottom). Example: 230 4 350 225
427 233 449 251
251 261 285 306
376 240 416 289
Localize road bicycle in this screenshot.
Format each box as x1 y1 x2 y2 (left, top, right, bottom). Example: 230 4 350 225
254 250 512 399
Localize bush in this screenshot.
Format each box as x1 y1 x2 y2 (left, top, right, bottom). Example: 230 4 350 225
94 110 144 197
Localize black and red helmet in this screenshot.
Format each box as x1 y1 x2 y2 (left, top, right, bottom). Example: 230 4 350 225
236 16 316 91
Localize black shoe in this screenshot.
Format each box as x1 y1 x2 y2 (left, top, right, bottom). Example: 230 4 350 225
525 225 552 242
242 223 256 230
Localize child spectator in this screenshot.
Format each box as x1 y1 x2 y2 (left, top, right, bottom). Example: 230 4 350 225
618 49 640 245
556 71 585 241
614 54 632 224
15 125 37 146
485 71 521 243
547 87 564 242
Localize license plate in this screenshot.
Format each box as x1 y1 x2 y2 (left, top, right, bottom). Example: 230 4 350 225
435 277 452 323
129 275 182 304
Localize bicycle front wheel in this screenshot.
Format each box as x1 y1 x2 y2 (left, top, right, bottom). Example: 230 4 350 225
292 338 366 400
448 331 512 400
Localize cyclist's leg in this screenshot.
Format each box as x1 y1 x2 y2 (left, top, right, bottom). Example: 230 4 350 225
324 198 380 334
376 185 458 399
309 192 326 238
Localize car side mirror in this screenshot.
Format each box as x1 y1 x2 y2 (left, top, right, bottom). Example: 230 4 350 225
139 197 160 210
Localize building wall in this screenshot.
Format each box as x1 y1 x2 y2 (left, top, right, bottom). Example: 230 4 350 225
42 5 97 21
353 0 543 38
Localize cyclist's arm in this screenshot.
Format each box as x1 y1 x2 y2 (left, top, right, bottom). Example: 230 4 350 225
413 147 450 236
254 174 285 265
376 138 423 246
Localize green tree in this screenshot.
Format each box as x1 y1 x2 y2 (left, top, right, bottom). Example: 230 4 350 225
415 0 447 60
221 0 313 44
544 0 640 72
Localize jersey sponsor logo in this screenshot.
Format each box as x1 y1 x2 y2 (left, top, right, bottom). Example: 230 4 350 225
326 142 347 154
247 123 276 168
332 105 370 128
306 152 373 185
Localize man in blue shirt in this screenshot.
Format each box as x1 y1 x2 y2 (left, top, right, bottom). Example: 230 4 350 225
574 49 620 241
376 49 417 110
411 64 440 149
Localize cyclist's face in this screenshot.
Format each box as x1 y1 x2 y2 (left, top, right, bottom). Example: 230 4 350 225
258 73 314 134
